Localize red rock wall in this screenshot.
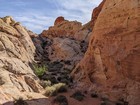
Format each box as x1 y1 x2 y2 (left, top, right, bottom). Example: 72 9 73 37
72 0 140 104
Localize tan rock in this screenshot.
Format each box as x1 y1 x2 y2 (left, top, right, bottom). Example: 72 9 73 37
0 16 49 104
0 18 20 37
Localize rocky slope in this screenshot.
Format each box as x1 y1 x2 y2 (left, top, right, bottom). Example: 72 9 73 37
0 16 50 104
72 0 140 105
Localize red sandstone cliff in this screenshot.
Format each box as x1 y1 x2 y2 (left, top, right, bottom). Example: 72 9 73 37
72 0 140 105
41 15 97 42
41 17 82 39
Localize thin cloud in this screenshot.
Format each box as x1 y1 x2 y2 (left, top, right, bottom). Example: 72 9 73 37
0 0 103 33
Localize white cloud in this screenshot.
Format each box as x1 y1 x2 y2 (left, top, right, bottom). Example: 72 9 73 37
14 13 55 33
54 0 103 24
1 0 103 33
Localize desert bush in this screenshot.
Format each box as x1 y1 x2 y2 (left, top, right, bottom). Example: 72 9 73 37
41 42 47 49
14 98 28 105
53 95 68 105
70 91 85 101
44 83 67 97
91 93 98 98
33 64 47 77
44 86 57 96
53 83 67 93
116 98 129 105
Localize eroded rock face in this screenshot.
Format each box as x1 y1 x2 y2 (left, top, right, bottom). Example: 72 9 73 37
0 16 47 104
72 0 140 105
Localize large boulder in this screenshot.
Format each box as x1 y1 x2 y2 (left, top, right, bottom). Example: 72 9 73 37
72 0 140 105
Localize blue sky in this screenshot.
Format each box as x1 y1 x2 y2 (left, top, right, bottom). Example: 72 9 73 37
0 0 102 33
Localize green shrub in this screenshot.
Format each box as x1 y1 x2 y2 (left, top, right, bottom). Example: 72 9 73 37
33 64 47 77
53 95 68 105
70 91 85 101
14 98 28 105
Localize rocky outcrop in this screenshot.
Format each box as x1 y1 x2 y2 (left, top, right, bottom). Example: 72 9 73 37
0 16 48 104
41 16 96 42
72 0 140 105
41 18 82 39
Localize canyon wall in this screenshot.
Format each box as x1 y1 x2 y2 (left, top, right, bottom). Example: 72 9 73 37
72 0 140 105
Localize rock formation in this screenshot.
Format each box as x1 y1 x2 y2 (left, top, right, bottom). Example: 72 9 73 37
72 0 140 105
41 16 95 42
0 0 139 105
0 16 49 104
32 17 88 86
41 18 82 39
